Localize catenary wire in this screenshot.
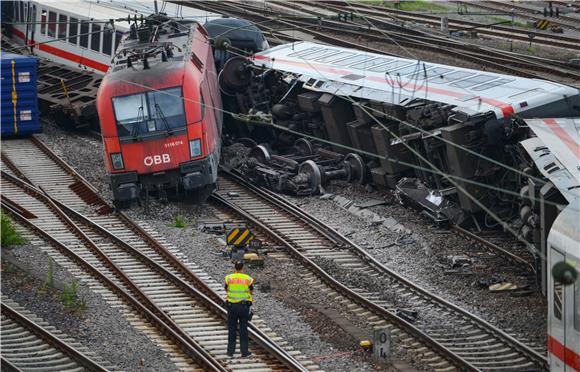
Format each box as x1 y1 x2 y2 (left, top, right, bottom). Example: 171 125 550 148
8 4 577 261
8 9 576 208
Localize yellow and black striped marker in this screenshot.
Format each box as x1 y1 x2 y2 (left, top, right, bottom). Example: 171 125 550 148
227 227 254 247
535 19 551 30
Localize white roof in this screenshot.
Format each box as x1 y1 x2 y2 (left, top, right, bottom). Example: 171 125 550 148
251 41 579 120
35 1 220 31
520 137 580 203
527 118 580 180
520 118 580 203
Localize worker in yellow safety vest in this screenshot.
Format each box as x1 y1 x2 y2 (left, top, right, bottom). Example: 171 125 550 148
224 261 254 357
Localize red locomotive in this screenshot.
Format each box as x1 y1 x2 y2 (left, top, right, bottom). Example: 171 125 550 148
97 14 222 206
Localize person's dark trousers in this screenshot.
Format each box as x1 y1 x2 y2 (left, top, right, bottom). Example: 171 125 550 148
227 302 250 356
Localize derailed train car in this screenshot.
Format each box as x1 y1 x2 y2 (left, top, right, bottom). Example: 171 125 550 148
220 41 579 224
220 42 580 287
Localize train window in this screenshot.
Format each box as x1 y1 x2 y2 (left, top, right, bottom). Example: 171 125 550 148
47 11 56 37
80 20 89 48
288 46 322 57
429 70 471 84
40 9 47 35
405 65 441 80
91 23 101 52
370 60 403 73
554 281 563 320
333 54 369 67
69 18 78 44
388 63 426 77
315 52 356 63
508 88 544 99
575 277 580 331
19 2 24 22
114 31 123 52
423 67 453 79
352 57 393 71
31 5 37 32
23 3 27 22
200 89 206 119
112 87 188 138
58 14 67 40
299 49 339 60
451 75 496 89
102 28 113 55
472 78 513 91
113 93 150 135
382 61 413 74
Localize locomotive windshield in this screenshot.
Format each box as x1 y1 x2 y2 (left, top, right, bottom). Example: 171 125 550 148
112 87 188 139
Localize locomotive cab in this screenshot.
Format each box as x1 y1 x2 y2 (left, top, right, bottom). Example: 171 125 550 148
97 14 222 206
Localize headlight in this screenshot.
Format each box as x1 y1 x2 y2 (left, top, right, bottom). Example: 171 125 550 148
189 139 201 158
111 152 124 170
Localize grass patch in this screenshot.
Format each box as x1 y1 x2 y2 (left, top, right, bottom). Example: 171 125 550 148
376 0 448 12
2 262 15 273
1 212 25 246
172 215 187 228
489 16 531 29
62 280 86 314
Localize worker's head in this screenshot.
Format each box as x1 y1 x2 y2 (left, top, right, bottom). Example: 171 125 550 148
234 261 244 272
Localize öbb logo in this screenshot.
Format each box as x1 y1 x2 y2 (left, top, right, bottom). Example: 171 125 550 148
144 154 171 166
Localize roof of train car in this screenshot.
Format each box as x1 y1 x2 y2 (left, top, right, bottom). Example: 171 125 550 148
521 118 580 203
251 41 579 120
34 1 220 30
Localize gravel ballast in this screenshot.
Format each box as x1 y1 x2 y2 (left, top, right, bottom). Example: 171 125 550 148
36 122 384 370
1 240 178 372
36 118 545 369
285 183 546 349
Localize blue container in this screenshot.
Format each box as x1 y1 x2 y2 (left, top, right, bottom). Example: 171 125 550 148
1 52 40 137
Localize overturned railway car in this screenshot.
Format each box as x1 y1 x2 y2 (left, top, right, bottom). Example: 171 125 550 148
221 41 580 274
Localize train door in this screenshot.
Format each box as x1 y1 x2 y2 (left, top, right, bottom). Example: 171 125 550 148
549 248 567 370
27 2 36 52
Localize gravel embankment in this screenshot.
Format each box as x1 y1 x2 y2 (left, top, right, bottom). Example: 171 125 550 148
1 241 177 372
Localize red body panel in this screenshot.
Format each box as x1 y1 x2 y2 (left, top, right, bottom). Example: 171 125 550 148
96 24 222 178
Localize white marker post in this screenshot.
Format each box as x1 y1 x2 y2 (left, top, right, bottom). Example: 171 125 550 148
373 328 391 364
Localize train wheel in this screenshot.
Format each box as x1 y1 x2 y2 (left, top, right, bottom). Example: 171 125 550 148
294 138 314 156
345 153 366 184
249 145 271 164
298 160 322 195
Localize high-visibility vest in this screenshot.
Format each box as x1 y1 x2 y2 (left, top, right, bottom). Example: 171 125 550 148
225 273 254 303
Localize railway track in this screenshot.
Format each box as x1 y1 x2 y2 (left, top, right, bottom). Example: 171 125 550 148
211 169 549 371
317 1 580 51
458 0 580 31
1 297 110 372
452 226 536 273
0 137 317 372
185 1 580 86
